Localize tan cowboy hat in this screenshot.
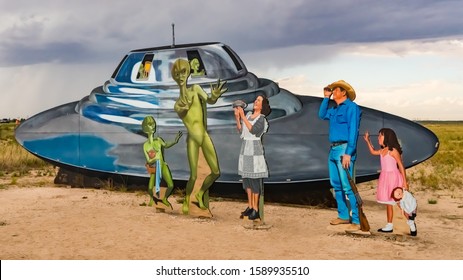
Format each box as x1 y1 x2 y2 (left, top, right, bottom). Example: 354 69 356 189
328 80 356 101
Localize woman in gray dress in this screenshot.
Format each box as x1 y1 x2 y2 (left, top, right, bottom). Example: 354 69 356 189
233 95 271 220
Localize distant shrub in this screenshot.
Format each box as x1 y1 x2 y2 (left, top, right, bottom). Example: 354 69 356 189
428 198 438 204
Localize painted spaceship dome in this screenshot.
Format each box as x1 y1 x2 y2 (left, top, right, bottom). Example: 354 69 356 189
76 42 301 131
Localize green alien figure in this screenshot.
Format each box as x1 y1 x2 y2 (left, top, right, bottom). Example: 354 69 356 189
142 115 183 209
171 58 227 214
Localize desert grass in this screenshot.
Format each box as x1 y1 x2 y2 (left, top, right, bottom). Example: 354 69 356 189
408 121 463 193
0 123 53 187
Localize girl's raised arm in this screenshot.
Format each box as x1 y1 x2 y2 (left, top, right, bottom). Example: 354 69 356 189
363 131 381 156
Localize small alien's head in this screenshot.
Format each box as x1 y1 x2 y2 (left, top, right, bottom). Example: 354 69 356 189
142 115 156 134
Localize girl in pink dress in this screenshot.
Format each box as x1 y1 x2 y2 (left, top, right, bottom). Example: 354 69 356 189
363 128 408 233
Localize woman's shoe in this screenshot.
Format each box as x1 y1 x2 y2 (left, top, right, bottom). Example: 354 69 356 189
240 207 252 219
241 207 252 216
248 209 260 220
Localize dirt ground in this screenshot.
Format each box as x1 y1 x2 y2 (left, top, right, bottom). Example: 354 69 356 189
1 164 463 261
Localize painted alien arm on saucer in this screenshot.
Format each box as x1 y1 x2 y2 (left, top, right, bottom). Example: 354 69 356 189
207 79 227 104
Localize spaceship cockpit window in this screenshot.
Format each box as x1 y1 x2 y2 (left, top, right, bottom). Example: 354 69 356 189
113 44 247 85
135 53 154 81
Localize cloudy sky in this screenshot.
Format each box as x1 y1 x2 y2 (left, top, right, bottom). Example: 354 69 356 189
1 0 462 120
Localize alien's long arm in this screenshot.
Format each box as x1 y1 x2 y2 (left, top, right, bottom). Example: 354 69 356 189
164 131 183 149
174 94 193 118
143 143 156 165
144 141 159 166
146 152 158 166
143 147 150 163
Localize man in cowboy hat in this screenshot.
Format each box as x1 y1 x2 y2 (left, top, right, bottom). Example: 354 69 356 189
318 80 362 233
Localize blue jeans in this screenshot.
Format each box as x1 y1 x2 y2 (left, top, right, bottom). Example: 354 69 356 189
328 144 359 225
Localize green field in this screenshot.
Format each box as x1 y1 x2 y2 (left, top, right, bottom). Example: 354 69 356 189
1 121 462 192
410 121 463 192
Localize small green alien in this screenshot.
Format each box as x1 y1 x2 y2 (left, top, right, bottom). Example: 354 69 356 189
142 115 182 209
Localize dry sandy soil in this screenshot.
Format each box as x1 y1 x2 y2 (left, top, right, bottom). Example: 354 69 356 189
1 164 463 260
